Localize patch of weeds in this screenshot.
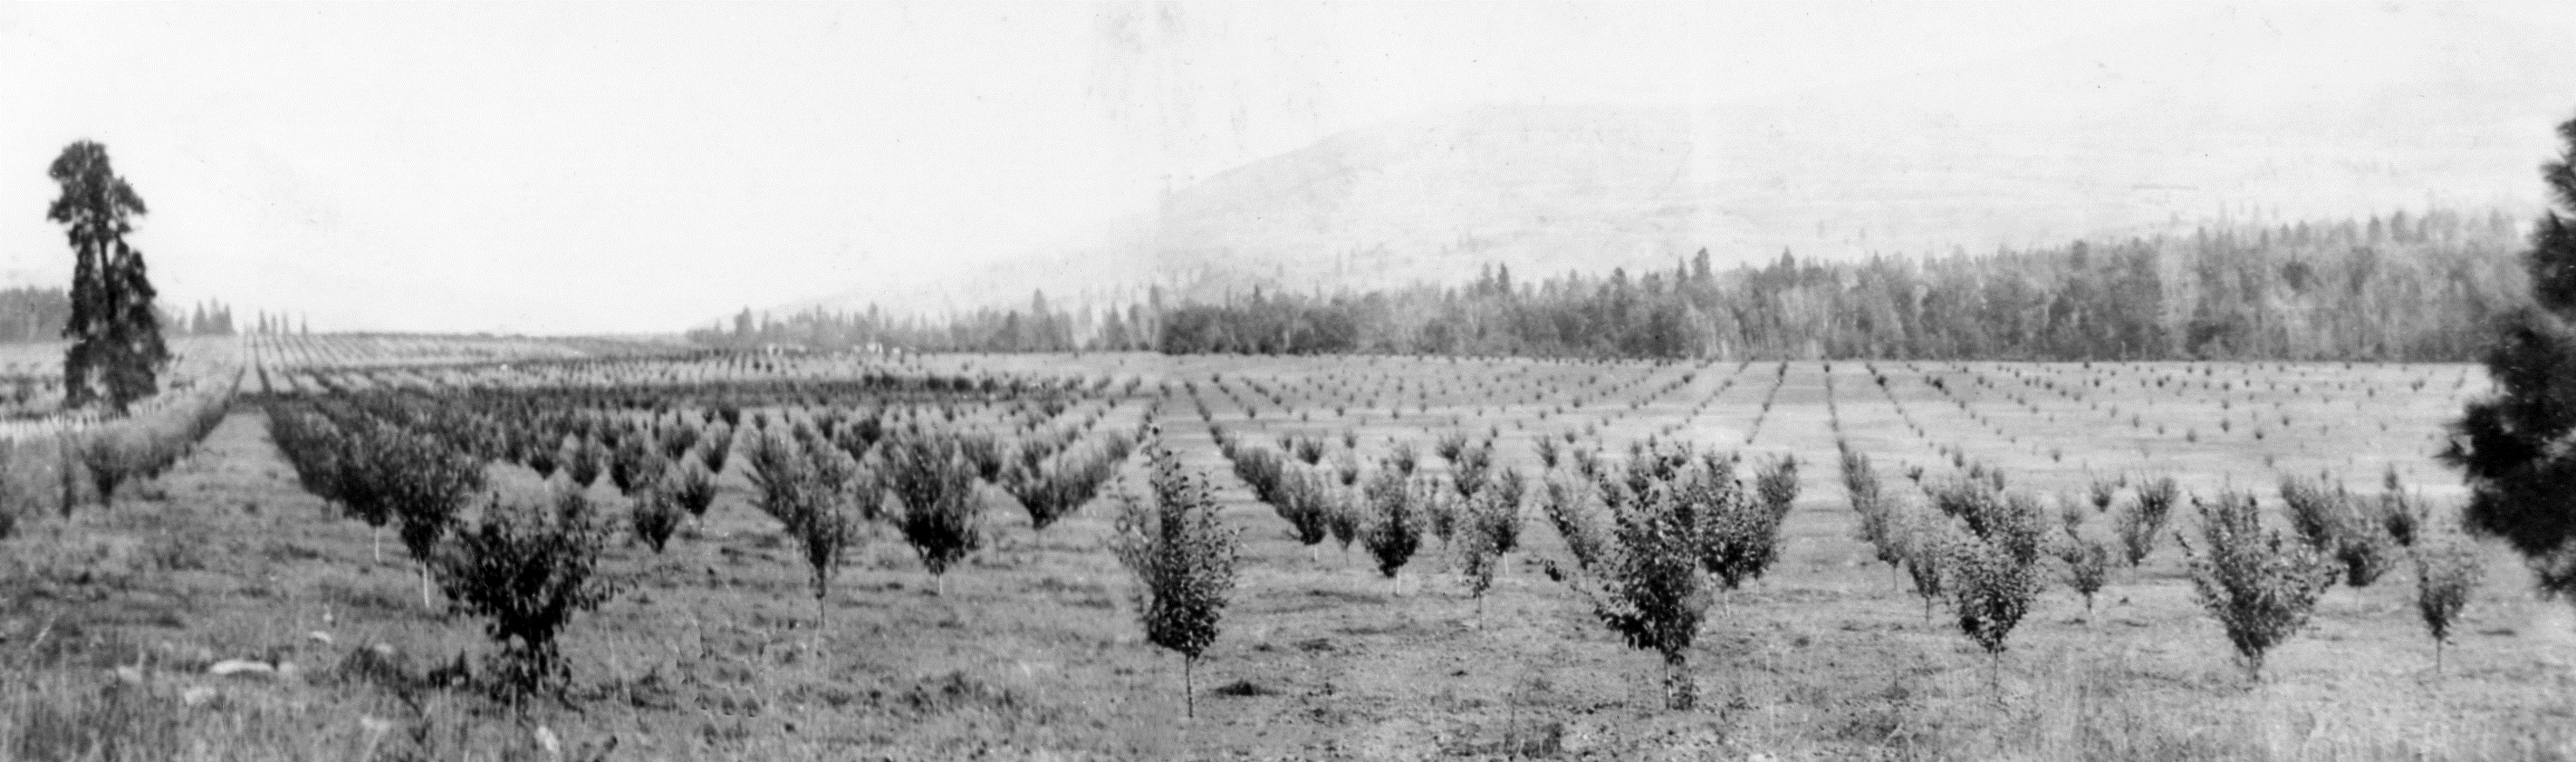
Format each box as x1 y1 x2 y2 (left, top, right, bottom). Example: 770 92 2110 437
143 529 205 572
871 670 1059 724
316 579 414 617
9 681 182 762
1211 680 1276 697
259 539 324 563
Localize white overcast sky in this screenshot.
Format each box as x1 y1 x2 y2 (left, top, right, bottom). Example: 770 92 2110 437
2 2 2571 334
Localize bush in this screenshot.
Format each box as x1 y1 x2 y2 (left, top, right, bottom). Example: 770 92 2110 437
1110 435 1240 719
2414 534 2485 675
433 485 619 703
2183 491 2336 681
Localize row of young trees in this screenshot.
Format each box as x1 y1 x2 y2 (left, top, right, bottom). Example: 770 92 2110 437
258 372 1150 701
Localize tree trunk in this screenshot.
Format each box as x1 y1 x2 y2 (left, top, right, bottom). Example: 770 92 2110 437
1184 655 1197 719
1662 651 1696 709
372 526 383 564
418 564 435 609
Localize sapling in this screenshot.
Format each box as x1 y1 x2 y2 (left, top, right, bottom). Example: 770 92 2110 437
1456 490 1505 625
745 429 869 622
1932 480 2044 692
2413 534 2485 676
2059 528 2113 616
1541 476 1716 709
1110 435 1240 719
379 429 487 608
433 485 619 703
1898 504 1954 623
2115 477 2178 565
1361 465 1423 592
666 459 717 519
631 483 686 554
77 429 139 508
880 429 985 595
2282 474 2398 587
2183 491 2336 682
1688 456 1783 591
1270 465 1334 561
565 435 605 488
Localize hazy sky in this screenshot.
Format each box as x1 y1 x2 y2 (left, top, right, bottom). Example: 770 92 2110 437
2 3 2570 334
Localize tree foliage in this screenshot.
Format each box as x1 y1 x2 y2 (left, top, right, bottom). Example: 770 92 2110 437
2444 113 2576 599
1110 434 1240 719
47 141 168 412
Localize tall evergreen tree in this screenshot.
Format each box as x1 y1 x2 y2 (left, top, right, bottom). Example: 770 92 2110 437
2443 113 2576 595
46 141 168 412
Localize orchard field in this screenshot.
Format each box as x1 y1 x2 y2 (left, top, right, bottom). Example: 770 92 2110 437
0 336 2566 761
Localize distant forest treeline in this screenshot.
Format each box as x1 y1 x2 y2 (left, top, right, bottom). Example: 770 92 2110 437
687 290 1157 354
1158 209 2528 361
0 287 240 342
695 208 2530 362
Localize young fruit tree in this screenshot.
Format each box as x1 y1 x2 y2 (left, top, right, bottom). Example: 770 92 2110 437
2442 112 2576 603
1110 435 1240 719
377 428 489 608
1697 455 1788 592
631 483 686 554
2057 525 2114 616
2182 491 2336 682
432 485 620 703
1269 465 1334 561
2413 533 2485 676
745 430 869 625
1541 474 1717 710
880 429 985 595
2292 475 2398 587
2114 477 2179 566
1360 464 1424 592
1929 480 2045 691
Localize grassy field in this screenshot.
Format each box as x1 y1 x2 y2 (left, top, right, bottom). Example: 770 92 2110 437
2 352 2569 761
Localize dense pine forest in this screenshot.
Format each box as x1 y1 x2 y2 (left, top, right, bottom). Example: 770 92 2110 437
696 208 2527 362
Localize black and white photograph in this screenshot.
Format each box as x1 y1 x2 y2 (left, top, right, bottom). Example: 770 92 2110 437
5 2 2576 758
